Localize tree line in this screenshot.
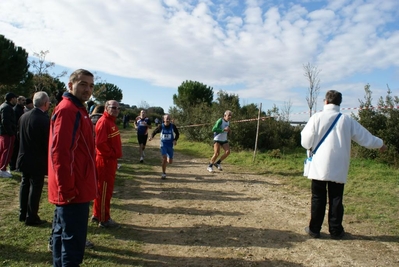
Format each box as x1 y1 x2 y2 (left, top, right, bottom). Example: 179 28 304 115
170 81 399 167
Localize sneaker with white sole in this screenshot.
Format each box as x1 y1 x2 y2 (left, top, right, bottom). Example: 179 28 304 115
0 170 12 178
140 157 144 163
161 173 166 179
207 166 214 173
99 218 120 229
215 163 223 171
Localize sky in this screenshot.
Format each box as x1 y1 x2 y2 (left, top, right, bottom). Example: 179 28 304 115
1 0 398 121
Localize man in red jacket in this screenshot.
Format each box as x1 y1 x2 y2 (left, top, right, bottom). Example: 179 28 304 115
91 100 122 228
48 69 97 266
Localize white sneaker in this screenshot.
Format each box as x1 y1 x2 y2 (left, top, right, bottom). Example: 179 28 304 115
207 166 214 173
0 171 12 178
140 157 144 163
215 163 223 171
161 173 166 179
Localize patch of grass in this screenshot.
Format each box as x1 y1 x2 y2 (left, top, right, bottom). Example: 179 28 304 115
175 135 212 158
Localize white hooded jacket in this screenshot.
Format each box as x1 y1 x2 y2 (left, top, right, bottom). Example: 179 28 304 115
301 104 383 184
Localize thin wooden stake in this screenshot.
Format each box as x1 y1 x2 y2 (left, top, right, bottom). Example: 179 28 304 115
253 103 262 162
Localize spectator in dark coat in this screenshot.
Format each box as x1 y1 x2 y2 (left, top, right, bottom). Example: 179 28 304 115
24 98 33 112
10 95 26 171
17 91 50 225
0 92 17 178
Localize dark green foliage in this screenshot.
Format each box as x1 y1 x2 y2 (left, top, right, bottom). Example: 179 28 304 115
173 80 213 110
353 84 399 167
0 35 29 92
175 102 215 142
254 118 301 151
0 71 34 98
269 149 282 158
215 90 241 113
148 106 164 115
93 82 123 102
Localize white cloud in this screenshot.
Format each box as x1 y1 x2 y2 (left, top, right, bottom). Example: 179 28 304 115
0 0 398 113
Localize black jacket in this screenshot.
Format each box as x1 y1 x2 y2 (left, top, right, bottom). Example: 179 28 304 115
13 104 25 123
0 101 17 136
16 108 50 175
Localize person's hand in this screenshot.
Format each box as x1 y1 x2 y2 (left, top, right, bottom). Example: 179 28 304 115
380 144 387 152
224 126 230 133
148 137 152 141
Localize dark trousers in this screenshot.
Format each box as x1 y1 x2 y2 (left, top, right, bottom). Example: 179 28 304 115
9 137 19 170
52 202 90 267
309 179 345 236
19 172 45 222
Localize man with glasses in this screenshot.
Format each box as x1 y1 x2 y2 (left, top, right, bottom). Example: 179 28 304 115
207 110 232 173
91 100 122 228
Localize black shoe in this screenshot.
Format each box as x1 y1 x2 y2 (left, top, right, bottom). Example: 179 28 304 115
99 218 120 229
305 226 320 238
86 240 94 249
25 219 47 226
330 230 345 240
90 215 99 223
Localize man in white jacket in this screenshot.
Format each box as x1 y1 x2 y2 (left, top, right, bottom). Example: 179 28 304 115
301 90 387 239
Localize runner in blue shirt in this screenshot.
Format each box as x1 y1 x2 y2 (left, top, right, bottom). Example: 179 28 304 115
149 114 179 179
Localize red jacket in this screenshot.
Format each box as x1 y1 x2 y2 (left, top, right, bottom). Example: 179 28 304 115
48 93 97 205
95 112 122 159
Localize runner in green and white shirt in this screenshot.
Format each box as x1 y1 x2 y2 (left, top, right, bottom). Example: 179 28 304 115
207 110 232 173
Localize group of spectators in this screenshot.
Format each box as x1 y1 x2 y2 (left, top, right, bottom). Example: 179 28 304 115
0 69 124 266
0 94 33 177
0 91 48 228
0 69 229 266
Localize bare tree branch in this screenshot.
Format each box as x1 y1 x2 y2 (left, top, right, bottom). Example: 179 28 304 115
304 62 321 117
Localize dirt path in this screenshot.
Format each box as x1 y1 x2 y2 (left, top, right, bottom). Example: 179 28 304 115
119 132 399 267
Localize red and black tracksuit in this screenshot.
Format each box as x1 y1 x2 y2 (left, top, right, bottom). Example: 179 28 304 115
92 111 122 222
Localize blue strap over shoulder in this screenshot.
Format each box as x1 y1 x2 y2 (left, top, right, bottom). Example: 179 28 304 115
312 113 342 155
